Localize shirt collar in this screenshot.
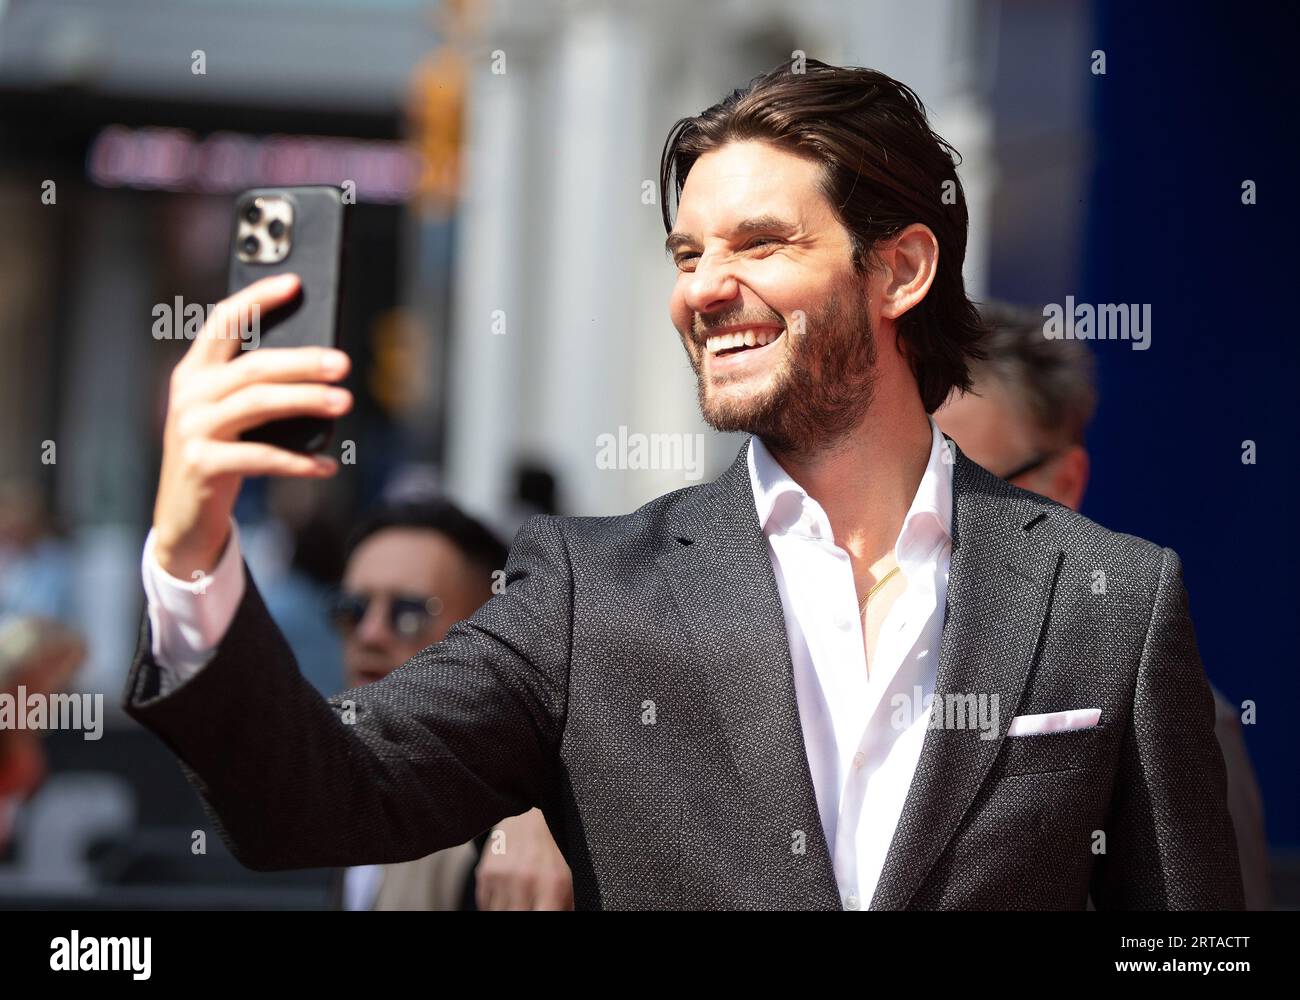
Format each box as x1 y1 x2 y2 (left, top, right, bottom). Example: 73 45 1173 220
747 416 953 568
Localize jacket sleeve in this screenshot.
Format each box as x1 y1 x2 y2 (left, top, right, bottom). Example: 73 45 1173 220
122 514 573 872
1089 546 1245 909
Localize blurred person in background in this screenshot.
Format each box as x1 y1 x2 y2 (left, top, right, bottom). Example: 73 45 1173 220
0 481 76 625
936 301 1270 910
0 617 85 853
329 499 571 911
241 479 347 696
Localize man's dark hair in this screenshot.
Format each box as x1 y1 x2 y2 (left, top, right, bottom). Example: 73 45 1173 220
659 58 985 412
345 498 508 582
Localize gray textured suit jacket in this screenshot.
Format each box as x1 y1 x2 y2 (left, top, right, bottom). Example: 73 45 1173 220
123 438 1244 910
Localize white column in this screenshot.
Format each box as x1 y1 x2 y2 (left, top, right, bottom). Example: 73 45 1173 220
443 31 535 529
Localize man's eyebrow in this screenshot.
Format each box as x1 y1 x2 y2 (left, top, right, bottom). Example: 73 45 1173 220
664 215 798 257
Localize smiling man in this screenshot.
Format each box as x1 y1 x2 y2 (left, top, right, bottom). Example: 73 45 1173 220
124 60 1242 910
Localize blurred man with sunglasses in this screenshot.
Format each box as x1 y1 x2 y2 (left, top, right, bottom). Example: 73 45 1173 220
328 499 572 910
935 301 1269 909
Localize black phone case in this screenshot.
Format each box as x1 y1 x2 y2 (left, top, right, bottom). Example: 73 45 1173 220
227 186 346 454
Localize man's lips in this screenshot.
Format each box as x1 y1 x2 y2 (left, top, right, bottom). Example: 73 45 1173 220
350 665 391 686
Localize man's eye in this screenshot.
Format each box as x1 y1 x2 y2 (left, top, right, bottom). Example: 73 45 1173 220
675 239 779 270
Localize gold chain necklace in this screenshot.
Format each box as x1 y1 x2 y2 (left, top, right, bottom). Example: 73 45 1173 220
858 565 901 616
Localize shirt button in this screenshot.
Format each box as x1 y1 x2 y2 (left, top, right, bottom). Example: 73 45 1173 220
832 610 851 630
807 520 821 538
845 893 860 910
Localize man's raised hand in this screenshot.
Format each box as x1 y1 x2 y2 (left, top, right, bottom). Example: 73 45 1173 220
151 273 352 580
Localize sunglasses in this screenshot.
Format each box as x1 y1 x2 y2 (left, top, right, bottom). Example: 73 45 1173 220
329 591 444 639
998 449 1061 482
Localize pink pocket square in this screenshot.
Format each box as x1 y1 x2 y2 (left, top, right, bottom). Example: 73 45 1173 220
1006 708 1101 737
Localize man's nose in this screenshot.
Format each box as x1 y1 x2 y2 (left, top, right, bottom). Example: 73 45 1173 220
354 596 391 644
682 252 741 317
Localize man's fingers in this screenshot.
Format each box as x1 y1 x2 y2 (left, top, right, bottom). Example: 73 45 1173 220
475 874 500 911
533 875 575 911
199 345 351 402
500 885 530 911
182 439 338 480
192 382 352 439
476 869 526 911
476 866 573 911
183 273 301 368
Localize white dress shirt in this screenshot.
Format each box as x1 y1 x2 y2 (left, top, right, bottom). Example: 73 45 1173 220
747 416 952 909
141 418 952 910
140 521 247 696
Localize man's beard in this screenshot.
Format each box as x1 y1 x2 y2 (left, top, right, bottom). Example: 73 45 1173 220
689 279 878 456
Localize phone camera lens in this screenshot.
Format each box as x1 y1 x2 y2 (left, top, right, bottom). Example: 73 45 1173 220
267 219 285 239
241 235 260 256
243 203 262 224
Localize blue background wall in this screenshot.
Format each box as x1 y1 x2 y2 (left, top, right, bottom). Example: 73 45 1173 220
1080 1 1298 846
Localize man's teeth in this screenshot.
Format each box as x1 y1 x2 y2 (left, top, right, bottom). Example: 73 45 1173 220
705 328 782 354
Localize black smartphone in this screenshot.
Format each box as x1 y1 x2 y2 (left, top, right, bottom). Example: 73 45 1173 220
227 185 347 454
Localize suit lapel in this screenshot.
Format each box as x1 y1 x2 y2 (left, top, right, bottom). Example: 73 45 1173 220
868 442 1063 909
656 435 1062 910
657 439 842 909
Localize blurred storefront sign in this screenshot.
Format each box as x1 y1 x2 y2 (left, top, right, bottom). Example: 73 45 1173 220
86 126 420 203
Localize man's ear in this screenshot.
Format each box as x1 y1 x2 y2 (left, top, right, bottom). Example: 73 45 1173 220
1047 445 1090 512
878 223 939 321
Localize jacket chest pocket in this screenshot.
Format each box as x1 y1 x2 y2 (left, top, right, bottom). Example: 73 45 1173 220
994 724 1108 778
